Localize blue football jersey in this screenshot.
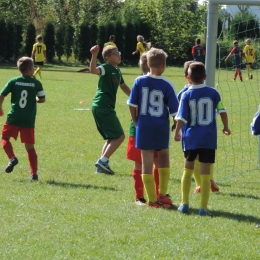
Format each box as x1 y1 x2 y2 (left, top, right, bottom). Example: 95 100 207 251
127 73 179 150
251 106 260 135
176 84 226 150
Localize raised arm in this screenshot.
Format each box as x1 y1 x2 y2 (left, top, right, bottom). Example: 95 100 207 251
89 45 101 75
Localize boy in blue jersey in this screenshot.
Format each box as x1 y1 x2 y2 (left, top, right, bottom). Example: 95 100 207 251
174 62 231 216
178 61 220 194
128 48 179 209
225 40 243 82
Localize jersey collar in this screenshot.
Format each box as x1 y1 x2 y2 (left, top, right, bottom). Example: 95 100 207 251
188 83 206 89
147 72 165 79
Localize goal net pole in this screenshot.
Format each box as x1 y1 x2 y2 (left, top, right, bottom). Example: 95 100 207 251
205 0 260 88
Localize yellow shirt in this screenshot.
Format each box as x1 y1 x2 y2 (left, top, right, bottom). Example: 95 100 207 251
104 41 117 47
243 44 255 63
33 42 46 62
136 42 146 56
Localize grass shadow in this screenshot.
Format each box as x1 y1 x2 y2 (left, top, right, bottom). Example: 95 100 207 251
46 179 116 191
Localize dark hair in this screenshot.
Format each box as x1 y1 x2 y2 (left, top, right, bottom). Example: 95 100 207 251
17 57 33 74
196 38 201 44
183 61 194 76
188 62 206 83
109 35 115 41
233 40 238 45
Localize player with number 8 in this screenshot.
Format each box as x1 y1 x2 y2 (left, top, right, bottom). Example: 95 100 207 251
0 57 45 181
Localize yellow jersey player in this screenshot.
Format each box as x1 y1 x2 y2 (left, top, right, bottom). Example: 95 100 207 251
31 35 47 79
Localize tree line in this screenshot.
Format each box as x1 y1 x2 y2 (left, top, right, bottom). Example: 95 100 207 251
0 0 259 66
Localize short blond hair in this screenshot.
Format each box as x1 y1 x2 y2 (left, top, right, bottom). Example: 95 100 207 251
246 38 251 44
140 52 149 75
36 35 43 41
102 45 117 60
183 61 194 76
146 48 168 69
17 57 33 74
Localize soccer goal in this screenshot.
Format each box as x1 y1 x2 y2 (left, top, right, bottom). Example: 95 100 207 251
205 0 260 182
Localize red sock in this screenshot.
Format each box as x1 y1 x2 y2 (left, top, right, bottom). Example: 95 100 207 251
27 148 38 175
2 138 15 159
239 72 243 81
153 168 159 197
234 71 238 79
132 169 144 199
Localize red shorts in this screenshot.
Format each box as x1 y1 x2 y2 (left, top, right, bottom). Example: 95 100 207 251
2 123 35 144
126 136 158 163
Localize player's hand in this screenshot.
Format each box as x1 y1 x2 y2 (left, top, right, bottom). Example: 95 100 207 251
223 128 231 135
174 133 181 141
90 45 100 55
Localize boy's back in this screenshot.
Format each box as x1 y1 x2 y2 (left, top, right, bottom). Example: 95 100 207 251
1 75 44 128
129 73 179 149
179 85 225 150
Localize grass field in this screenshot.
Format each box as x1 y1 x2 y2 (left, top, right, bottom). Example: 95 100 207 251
0 63 259 259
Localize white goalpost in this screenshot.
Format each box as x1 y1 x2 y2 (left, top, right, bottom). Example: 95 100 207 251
205 0 260 181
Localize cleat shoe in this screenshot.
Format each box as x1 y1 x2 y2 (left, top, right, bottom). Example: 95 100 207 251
5 157 18 173
194 186 201 193
178 203 189 213
198 208 213 217
148 201 170 209
95 167 106 174
250 74 253 79
135 198 147 206
157 193 173 205
31 174 38 181
210 179 219 192
95 159 114 175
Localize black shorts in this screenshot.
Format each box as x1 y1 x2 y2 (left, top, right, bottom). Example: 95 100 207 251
245 62 252 66
184 149 215 163
35 61 44 66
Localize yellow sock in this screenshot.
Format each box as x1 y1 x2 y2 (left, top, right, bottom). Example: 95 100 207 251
181 168 193 204
142 174 157 202
158 168 170 196
38 68 42 78
193 160 201 187
200 174 210 210
33 67 40 77
209 164 214 179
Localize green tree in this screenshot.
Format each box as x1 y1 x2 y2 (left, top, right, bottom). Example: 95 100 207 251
55 25 65 61
44 22 55 62
115 22 125 59
24 23 36 57
124 22 137 64
64 24 74 61
0 19 7 60
5 21 15 60
14 24 23 59
74 23 90 63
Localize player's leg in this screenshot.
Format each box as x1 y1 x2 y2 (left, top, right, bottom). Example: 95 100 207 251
209 164 219 192
198 149 215 216
126 136 145 205
93 107 124 174
1 123 19 173
21 127 38 180
193 157 201 193
246 63 250 79
237 67 243 82
156 148 173 205
153 153 159 197
141 150 169 209
178 150 196 213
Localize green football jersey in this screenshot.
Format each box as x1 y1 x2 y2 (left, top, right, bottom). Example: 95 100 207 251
0 75 45 128
92 63 124 109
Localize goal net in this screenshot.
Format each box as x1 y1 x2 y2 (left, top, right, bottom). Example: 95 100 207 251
205 0 260 182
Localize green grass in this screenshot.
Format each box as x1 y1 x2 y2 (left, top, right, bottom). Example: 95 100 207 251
0 64 259 259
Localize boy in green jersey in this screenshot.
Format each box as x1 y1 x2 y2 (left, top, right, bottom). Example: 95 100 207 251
0 57 46 181
90 45 131 174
